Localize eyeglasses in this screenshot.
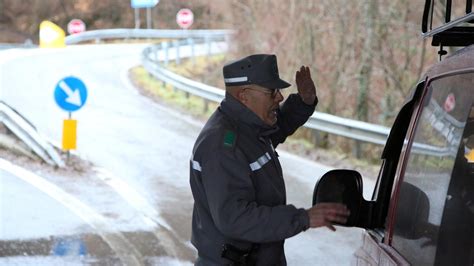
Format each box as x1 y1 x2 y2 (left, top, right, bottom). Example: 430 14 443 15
244 87 281 98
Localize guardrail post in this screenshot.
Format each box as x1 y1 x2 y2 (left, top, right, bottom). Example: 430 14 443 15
203 99 210 114
174 40 180 65
162 41 169 66
205 35 211 56
353 141 362 159
187 38 195 65
153 44 159 62
311 130 322 147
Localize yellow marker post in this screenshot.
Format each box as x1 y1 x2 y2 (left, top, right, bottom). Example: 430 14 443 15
62 119 77 150
39 20 66 48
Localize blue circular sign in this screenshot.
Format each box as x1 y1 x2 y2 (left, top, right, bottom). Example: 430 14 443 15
54 76 88 112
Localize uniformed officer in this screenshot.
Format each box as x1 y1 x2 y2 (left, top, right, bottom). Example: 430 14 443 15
190 54 350 265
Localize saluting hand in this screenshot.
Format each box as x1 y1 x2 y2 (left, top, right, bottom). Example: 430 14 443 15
306 203 350 231
295 66 317 105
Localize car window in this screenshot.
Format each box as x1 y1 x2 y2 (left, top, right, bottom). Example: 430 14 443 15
391 71 474 265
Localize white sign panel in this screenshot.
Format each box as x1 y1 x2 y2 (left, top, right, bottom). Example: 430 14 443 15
131 0 159 8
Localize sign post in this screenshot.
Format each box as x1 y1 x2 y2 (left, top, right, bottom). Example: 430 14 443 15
131 0 159 29
176 8 194 29
54 76 88 158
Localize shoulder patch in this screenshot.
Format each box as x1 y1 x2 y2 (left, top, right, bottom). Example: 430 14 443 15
223 130 236 148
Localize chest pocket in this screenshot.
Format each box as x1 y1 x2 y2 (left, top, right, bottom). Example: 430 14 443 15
249 152 272 171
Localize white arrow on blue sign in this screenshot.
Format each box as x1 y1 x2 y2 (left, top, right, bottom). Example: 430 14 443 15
54 76 88 112
131 0 159 8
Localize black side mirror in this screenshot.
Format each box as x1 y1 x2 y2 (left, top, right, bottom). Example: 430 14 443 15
313 169 374 228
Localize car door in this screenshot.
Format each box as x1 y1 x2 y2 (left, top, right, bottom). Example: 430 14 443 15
313 49 474 266
385 69 474 265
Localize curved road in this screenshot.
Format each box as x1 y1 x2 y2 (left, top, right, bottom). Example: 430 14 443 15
0 44 374 265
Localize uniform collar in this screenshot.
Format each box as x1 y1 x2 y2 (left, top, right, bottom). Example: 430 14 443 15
220 93 278 137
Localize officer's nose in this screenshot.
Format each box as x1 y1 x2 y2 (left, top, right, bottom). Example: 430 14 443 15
274 90 284 103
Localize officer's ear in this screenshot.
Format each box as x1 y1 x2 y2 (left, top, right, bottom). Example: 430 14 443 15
236 87 248 104
226 86 248 104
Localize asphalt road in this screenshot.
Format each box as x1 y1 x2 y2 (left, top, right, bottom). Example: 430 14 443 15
0 44 375 265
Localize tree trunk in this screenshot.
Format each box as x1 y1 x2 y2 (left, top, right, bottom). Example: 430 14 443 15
357 0 377 122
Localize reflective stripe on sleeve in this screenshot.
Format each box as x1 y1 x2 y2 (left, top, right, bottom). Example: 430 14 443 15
249 152 272 171
192 160 202 172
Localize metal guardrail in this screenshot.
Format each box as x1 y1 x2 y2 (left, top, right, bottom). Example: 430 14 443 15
141 39 461 158
65 28 234 45
142 39 392 146
143 57 225 103
0 101 65 167
0 42 37 50
142 38 226 102
305 112 390 145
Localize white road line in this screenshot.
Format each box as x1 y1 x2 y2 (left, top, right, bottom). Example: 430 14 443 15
0 158 143 266
94 167 180 258
94 167 172 230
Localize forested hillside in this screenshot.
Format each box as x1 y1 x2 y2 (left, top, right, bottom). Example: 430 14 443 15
0 0 442 126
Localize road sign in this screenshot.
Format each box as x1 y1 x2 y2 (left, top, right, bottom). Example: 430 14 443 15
176 8 194 29
39 21 65 48
54 76 88 112
67 19 86 35
62 119 77 151
131 0 159 8
444 93 456 112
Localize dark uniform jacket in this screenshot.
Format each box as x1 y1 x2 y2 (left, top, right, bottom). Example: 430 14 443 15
190 93 317 265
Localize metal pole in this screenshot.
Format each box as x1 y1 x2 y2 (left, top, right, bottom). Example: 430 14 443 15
67 112 72 163
146 8 152 29
446 0 452 23
135 8 140 29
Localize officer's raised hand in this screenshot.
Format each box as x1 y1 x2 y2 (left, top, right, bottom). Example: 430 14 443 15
296 66 317 105
306 203 350 231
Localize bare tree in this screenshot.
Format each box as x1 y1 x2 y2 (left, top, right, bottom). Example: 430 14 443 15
357 0 378 122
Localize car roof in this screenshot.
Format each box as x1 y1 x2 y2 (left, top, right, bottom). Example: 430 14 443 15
424 44 474 78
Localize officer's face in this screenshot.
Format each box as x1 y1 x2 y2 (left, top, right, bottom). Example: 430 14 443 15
243 85 284 126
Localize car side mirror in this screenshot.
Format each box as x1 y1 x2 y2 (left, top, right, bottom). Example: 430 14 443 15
313 169 374 228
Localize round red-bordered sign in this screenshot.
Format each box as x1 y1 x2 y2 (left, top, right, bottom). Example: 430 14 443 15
444 93 456 112
67 19 86 35
176 8 194 29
